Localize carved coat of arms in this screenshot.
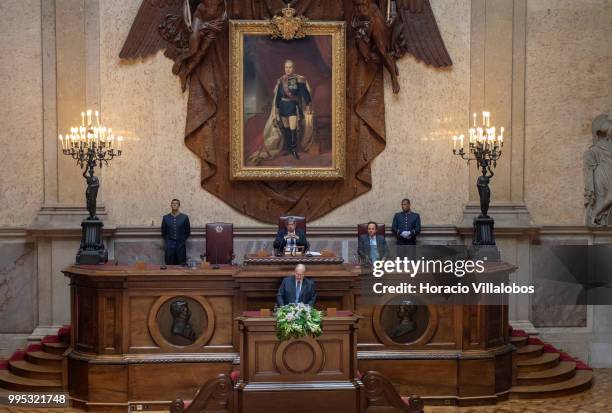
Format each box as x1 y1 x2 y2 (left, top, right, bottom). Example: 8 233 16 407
269 5 309 40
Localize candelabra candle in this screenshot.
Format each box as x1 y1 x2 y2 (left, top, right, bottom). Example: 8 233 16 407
59 110 123 172
452 111 505 175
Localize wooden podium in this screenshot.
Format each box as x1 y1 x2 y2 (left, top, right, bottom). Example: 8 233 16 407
235 313 362 413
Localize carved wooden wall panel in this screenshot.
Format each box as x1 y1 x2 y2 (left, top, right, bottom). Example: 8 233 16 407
318 337 345 375
100 292 122 354
128 363 232 401
88 364 128 403
275 338 324 377
75 286 96 353
129 295 158 350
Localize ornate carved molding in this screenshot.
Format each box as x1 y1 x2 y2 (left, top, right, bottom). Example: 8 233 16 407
66 349 238 364
269 4 309 40
358 343 514 360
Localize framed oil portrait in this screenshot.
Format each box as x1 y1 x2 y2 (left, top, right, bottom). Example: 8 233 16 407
229 19 346 180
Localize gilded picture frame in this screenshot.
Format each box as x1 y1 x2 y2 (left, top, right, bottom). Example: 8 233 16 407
229 19 346 181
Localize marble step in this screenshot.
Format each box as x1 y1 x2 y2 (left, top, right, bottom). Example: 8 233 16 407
9 360 62 381
42 341 69 356
509 370 593 399
516 344 544 360
511 336 528 348
25 351 63 368
0 370 62 392
516 361 577 386
517 352 560 373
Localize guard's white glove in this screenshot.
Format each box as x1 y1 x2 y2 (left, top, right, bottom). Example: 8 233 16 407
401 231 411 238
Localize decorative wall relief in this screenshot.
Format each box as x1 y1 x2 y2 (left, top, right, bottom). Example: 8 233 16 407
373 297 437 346
584 114 612 226
169 298 197 343
149 295 215 350
120 0 452 223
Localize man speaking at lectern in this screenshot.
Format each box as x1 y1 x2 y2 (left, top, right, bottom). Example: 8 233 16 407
276 264 316 307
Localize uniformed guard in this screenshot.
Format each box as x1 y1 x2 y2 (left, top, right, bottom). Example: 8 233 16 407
161 199 191 265
274 60 312 159
392 198 421 246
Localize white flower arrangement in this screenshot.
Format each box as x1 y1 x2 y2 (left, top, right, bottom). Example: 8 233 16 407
275 303 323 341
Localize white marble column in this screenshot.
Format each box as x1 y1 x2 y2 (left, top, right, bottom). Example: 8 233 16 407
466 0 536 332
29 0 105 340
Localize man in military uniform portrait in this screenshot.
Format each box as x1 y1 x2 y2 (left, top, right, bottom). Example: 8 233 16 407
274 59 313 160
247 58 315 165
161 199 191 265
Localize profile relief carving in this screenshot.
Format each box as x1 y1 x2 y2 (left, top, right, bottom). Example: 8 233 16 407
584 114 612 226
390 301 418 340
170 299 197 342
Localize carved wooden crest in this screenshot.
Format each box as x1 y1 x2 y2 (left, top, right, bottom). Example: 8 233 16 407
119 0 453 224
269 4 309 40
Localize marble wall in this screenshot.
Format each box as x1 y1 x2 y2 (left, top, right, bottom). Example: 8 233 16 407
524 0 612 225
0 0 44 227
0 241 37 334
0 238 38 357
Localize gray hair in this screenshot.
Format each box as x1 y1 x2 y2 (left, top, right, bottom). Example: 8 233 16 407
286 217 296 225
295 263 306 272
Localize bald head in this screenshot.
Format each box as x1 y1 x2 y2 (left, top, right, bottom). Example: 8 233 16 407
295 264 306 282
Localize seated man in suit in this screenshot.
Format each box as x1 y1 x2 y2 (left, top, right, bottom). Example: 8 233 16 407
276 264 316 307
273 217 310 255
358 221 390 266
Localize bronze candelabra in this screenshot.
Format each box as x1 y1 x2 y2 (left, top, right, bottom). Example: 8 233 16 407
453 112 504 247
59 110 123 264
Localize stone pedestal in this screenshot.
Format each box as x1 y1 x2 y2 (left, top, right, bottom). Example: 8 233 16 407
473 216 496 245
76 218 108 264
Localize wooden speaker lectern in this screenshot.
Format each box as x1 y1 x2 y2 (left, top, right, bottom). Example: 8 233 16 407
235 313 361 413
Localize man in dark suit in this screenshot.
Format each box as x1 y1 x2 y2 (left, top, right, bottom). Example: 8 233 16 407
161 199 191 265
276 264 316 307
358 221 390 265
392 198 421 246
273 217 309 254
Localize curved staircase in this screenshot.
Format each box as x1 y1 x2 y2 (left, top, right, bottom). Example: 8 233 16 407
0 326 69 393
509 328 594 399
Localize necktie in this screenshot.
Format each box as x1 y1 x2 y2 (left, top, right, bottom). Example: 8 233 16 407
370 238 379 263
296 281 302 303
